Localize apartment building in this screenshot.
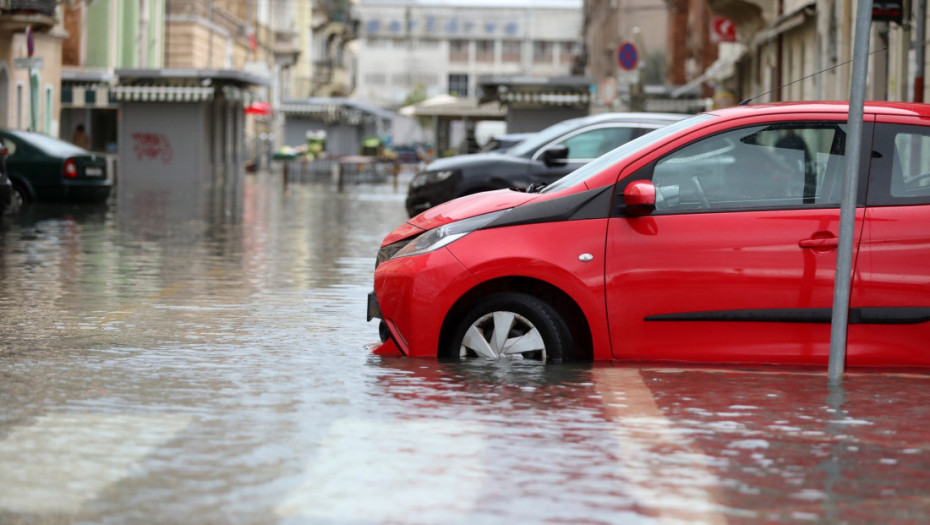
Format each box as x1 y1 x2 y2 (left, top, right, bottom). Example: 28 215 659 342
354 0 584 109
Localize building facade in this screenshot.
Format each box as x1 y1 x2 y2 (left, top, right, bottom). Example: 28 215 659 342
354 0 584 109
676 0 926 108
0 1 65 135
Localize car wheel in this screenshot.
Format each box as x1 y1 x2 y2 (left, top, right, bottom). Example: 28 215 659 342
446 292 573 362
9 182 28 213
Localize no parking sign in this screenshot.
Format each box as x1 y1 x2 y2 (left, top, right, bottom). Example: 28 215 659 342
617 41 638 71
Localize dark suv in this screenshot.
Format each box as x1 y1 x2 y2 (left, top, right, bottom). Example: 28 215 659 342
405 112 690 217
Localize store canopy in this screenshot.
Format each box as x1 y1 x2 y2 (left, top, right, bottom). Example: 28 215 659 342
245 101 272 115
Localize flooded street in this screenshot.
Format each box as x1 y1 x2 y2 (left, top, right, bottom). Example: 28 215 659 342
1 170 929 524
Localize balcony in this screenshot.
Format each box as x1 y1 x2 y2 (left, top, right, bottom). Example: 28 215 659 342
274 29 300 67
0 0 58 31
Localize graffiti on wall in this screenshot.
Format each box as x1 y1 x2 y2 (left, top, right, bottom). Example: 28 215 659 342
131 133 173 163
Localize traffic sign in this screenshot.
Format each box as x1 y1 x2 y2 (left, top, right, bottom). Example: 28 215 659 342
599 77 618 105
26 26 34 57
617 41 638 71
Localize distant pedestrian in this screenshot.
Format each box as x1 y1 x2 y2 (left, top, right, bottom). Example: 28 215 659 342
72 124 90 150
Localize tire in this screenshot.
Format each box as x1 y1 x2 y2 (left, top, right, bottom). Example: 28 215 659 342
10 182 28 213
445 292 573 362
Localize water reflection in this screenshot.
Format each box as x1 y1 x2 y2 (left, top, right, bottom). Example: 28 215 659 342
369 359 930 523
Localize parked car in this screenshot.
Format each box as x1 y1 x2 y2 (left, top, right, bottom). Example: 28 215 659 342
405 112 691 217
0 130 111 211
369 101 930 367
480 132 533 153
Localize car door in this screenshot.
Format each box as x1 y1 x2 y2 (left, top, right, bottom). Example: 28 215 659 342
849 116 930 366
604 117 872 365
527 124 650 186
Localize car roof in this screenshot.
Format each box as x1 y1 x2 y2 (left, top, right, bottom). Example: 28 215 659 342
705 101 930 119
575 112 693 125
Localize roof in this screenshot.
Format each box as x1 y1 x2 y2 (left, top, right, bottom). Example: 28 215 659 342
400 95 506 119
281 98 395 120
707 101 930 119
115 68 270 87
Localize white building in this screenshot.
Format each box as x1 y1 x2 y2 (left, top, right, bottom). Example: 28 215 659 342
355 0 584 108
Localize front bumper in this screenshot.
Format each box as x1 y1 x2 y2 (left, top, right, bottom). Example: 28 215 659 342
368 247 479 357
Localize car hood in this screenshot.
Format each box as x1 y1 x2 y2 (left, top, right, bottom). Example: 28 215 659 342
384 189 538 246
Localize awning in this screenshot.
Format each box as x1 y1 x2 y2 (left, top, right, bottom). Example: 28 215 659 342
757 1 816 43
497 91 590 106
671 46 747 98
400 96 505 119
61 85 116 108
112 86 214 102
280 98 395 125
61 69 116 108
245 101 272 115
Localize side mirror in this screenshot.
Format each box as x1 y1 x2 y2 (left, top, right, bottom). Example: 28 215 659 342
540 145 569 166
623 180 656 216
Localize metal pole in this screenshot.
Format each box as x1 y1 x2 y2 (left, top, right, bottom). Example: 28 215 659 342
828 0 872 384
916 0 926 102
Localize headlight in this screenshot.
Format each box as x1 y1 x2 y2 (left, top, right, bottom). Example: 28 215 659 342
393 210 508 259
409 169 459 189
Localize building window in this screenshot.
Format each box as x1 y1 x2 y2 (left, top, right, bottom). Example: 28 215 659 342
366 73 387 85
560 41 578 65
475 40 495 63
502 40 521 63
449 74 468 97
533 41 553 64
449 39 469 62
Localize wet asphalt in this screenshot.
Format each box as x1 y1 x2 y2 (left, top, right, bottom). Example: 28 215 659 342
0 167 928 524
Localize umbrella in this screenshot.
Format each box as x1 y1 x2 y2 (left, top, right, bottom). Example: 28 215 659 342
245 101 272 116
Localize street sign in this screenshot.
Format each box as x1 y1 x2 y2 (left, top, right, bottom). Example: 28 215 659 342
617 41 638 71
711 17 737 43
26 26 34 57
14 57 43 70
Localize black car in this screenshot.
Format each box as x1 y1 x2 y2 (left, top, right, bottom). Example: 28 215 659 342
480 132 533 153
405 112 690 217
0 130 111 211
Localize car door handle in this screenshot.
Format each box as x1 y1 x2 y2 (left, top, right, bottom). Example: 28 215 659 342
799 237 839 249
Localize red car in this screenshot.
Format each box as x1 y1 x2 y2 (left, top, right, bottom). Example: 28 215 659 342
367 102 930 367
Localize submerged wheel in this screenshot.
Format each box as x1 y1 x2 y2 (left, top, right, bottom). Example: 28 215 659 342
10 182 28 213
445 292 573 362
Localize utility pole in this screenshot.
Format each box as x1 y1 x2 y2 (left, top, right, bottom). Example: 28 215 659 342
916 0 926 102
828 0 872 384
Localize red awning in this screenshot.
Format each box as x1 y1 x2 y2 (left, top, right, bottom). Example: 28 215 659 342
244 101 272 115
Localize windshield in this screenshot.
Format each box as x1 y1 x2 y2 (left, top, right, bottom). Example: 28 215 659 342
541 114 715 193
506 117 590 157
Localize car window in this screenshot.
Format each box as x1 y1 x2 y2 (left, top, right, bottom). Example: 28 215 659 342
560 127 636 160
891 132 930 199
864 123 930 206
542 115 713 194
652 122 847 212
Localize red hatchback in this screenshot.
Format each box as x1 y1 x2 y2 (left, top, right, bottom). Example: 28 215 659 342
367 102 930 367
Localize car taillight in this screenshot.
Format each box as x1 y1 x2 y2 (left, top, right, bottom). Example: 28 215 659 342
64 158 78 178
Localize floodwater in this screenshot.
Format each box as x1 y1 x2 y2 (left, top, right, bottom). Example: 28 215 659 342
1 170 929 524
